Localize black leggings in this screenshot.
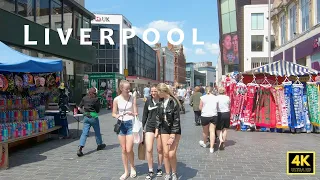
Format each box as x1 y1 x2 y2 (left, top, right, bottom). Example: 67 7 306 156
194 111 201 124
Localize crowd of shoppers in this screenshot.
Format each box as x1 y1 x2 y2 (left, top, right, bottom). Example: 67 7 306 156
76 81 230 180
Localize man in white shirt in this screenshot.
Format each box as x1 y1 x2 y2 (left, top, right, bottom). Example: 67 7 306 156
177 85 186 99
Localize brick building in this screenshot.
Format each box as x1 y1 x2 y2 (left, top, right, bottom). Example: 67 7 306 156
167 42 186 85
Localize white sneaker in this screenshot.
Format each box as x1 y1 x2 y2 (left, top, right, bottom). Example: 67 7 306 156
210 148 214 153
199 140 208 148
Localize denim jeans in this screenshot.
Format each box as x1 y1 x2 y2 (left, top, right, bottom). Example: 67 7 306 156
119 120 133 136
79 116 103 147
194 111 201 124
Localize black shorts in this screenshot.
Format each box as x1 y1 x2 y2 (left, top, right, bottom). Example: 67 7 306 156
201 116 217 126
159 122 182 135
216 112 231 130
145 124 156 133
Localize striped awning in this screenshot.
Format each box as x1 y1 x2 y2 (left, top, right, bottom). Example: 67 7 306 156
243 60 319 76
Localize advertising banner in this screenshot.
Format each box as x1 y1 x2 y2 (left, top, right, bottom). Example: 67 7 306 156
221 32 239 65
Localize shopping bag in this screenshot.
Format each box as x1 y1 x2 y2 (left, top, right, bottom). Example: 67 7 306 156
132 116 142 133
133 116 143 144
138 142 146 160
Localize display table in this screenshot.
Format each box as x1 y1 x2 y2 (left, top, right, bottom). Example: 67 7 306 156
0 126 61 170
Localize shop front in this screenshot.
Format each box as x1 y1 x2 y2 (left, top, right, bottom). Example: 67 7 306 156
273 33 320 72
88 73 124 107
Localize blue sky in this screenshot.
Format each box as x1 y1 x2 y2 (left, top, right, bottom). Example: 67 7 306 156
86 0 220 66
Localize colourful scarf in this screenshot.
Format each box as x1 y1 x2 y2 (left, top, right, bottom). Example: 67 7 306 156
307 82 320 126
292 84 305 128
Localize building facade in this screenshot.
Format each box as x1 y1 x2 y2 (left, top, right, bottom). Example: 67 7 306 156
127 36 157 90
243 4 276 71
167 42 186 84
217 0 274 75
153 43 164 82
163 47 175 85
0 0 96 103
186 62 195 87
198 66 216 86
271 0 320 71
90 14 132 74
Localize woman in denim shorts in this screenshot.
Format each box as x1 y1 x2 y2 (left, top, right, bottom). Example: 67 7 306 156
112 80 138 180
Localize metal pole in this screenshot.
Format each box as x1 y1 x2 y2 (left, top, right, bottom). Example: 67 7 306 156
268 0 271 64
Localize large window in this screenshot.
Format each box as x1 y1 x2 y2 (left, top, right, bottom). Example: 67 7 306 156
17 0 34 20
0 0 16 13
251 35 264 52
73 12 82 39
301 0 310 32
63 1 72 30
51 0 62 30
35 0 50 27
251 13 264 30
220 0 237 34
289 4 297 40
280 14 286 45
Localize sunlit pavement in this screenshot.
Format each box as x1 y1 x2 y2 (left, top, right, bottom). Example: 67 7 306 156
0 99 319 180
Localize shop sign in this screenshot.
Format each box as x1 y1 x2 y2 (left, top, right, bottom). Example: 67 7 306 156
95 16 110 22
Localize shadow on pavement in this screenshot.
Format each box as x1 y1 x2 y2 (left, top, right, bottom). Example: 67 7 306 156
9 138 78 168
134 162 198 179
225 140 236 147
83 143 120 156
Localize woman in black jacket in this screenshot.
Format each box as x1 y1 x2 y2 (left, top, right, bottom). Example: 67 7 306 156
155 83 181 180
142 85 163 179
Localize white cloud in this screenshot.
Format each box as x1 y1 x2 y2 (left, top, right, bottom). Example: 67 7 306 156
133 20 184 35
195 48 206 55
204 42 220 54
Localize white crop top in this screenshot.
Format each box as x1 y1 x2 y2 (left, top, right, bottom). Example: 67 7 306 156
115 95 134 121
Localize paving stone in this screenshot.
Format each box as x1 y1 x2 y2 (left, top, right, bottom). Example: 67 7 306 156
0 99 319 179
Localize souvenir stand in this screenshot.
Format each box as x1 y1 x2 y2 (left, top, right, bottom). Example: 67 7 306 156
0 41 63 169
225 60 319 133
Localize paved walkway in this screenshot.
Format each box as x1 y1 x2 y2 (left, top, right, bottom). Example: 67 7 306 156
0 100 319 180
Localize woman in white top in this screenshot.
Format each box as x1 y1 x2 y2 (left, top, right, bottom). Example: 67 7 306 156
199 87 218 153
112 80 138 180
216 87 230 150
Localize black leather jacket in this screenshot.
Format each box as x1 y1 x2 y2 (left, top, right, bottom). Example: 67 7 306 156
156 97 181 134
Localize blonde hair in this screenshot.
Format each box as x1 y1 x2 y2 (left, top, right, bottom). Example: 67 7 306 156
118 80 130 95
205 86 213 94
157 83 181 108
194 86 200 92
218 87 226 94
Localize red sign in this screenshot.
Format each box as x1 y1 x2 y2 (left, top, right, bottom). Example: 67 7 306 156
313 37 320 49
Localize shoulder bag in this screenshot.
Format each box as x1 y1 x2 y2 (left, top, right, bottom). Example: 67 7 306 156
114 95 131 134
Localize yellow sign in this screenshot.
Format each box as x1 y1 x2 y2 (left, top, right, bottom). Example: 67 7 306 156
287 151 316 175
124 69 128 77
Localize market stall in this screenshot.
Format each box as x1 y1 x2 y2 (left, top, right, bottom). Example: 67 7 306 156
0 41 63 169
223 60 320 133
88 72 125 108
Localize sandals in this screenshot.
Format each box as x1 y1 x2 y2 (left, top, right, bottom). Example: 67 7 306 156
130 168 137 178
119 173 129 180
219 142 225 150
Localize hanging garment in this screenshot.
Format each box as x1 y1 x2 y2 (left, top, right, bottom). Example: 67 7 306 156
306 82 320 126
283 82 293 128
303 94 311 132
292 84 305 129
242 83 258 126
230 83 246 126
271 85 288 128
254 85 277 128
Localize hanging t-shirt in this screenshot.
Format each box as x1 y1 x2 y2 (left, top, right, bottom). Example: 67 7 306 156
200 94 218 117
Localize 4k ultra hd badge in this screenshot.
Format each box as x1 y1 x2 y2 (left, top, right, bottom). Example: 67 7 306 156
287 151 316 175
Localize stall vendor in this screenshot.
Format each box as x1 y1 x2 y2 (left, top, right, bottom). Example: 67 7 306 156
58 83 70 138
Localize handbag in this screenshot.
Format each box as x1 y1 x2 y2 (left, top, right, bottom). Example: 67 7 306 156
114 95 131 134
